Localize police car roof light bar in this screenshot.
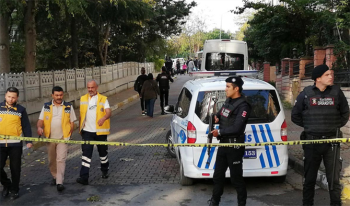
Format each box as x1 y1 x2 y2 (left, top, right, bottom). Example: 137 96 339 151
189 70 258 79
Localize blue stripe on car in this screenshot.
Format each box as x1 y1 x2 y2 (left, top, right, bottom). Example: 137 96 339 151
265 145 274 168
251 125 260 143
258 125 268 142
265 124 281 167
272 146 280 166
265 124 274 142
259 153 266 168
198 147 207 168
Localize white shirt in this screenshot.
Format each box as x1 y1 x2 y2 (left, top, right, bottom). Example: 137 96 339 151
83 95 110 132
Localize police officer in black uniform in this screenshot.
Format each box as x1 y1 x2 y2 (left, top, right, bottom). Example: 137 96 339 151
165 56 173 76
292 65 349 206
208 76 251 206
156 66 174 115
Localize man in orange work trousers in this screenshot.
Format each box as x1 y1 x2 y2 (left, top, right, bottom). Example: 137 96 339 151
37 86 77 192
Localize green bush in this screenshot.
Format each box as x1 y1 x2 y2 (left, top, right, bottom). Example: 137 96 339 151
282 100 293 110
268 81 276 88
154 59 165 72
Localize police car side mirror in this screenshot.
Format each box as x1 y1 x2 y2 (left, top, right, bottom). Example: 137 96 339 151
176 107 183 116
164 105 175 114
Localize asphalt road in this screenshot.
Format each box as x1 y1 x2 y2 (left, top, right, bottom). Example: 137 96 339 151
0 74 333 206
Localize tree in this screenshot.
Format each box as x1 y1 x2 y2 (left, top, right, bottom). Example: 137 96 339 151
234 0 338 65
0 0 22 73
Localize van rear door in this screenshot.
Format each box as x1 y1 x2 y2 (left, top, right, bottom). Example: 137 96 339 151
192 89 287 170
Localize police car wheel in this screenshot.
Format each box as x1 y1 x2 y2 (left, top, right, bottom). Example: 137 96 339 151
273 175 286 183
179 162 194 186
165 130 176 158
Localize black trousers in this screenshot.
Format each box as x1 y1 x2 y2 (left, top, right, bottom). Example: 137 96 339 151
303 141 342 205
212 146 247 205
80 131 109 180
0 146 22 193
159 89 169 111
138 91 145 111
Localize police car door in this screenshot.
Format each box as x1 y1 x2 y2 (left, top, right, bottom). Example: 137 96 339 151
172 88 192 145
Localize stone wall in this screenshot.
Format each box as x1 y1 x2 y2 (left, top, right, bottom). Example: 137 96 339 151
0 62 155 123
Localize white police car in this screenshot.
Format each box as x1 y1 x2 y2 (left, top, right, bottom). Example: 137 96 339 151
165 71 288 185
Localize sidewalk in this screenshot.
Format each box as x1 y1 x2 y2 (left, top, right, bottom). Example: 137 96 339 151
285 109 350 200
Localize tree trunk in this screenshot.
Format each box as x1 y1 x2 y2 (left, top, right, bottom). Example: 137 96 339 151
0 13 11 73
98 23 110 66
71 15 79 68
24 0 37 72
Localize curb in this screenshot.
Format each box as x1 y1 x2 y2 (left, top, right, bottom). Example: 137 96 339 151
288 155 350 200
110 94 139 111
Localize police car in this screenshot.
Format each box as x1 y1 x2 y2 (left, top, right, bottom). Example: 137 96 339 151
165 71 288 185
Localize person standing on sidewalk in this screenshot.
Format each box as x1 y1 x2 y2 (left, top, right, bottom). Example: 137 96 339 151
156 66 173 115
0 87 33 200
141 73 160 118
37 86 77 192
208 77 251 206
76 80 111 185
292 65 349 206
188 59 195 72
134 67 148 115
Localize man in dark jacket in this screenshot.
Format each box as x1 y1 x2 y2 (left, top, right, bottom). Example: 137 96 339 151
134 67 148 115
165 57 173 76
156 66 174 115
0 87 33 200
292 65 349 206
208 76 251 206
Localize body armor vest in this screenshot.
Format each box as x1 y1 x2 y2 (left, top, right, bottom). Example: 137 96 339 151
219 97 247 141
157 73 171 90
302 85 341 136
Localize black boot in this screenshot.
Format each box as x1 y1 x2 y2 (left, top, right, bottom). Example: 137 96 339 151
207 198 219 206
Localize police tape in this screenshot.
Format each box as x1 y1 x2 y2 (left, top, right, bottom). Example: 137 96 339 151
1 135 350 147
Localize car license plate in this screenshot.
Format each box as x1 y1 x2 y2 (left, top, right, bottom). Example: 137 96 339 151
244 149 257 159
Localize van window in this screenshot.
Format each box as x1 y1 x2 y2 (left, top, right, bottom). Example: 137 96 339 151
205 53 244 71
195 90 281 124
176 88 192 118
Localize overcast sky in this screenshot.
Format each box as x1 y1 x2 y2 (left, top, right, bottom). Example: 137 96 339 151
185 0 245 33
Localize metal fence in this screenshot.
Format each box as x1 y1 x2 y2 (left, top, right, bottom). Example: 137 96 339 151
0 62 154 102
303 62 314 79
293 64 299 76
334 70 350 87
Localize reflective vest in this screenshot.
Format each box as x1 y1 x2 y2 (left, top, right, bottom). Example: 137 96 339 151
302 85 341 136
0 101 28 147
43 101 72 140
80 93 110 135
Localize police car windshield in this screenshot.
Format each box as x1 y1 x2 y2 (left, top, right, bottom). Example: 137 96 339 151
205 53 244 71
195 90 281 124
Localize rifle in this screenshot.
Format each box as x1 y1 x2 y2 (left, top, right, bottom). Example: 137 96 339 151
206 113 216 166
330 128 340 190
206 96 218 166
